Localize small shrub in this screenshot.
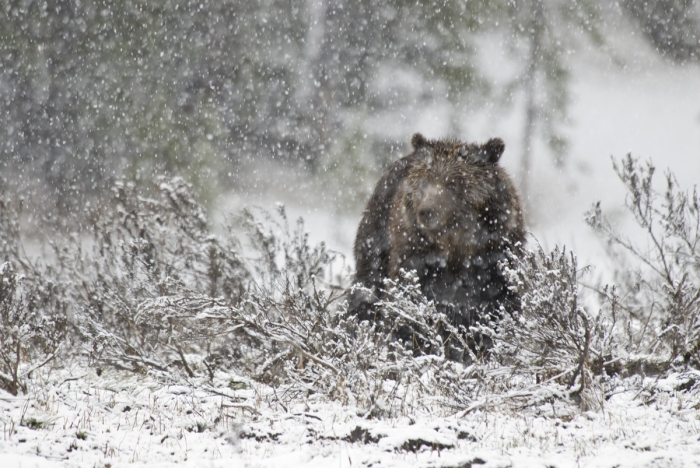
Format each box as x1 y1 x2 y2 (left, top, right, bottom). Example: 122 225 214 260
488 247 609 411
0 261 67 395
587 155 700 372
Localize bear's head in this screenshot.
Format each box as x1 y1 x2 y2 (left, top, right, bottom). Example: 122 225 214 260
403 133 512 243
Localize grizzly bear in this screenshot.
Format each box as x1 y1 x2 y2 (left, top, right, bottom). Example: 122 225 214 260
349 133 525 360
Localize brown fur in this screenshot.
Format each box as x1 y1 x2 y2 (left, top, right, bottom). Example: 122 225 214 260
349 133 525 359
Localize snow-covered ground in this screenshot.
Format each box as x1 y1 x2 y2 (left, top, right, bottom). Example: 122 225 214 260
2 367 700 468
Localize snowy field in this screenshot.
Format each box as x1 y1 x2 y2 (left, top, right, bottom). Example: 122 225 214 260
3 39 700 468
2 367 700 467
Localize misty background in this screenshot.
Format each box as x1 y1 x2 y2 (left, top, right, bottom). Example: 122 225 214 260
2 0 700 260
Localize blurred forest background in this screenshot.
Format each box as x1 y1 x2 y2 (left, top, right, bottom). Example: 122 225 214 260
1 0 699 230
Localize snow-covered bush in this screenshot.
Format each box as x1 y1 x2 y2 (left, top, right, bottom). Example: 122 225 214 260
485 247 609 411
0 262 67 395
70 177 251 373
226 272 482 417
2 166 698 420
587 155 700 372
130 255 478 417
0 199 68 395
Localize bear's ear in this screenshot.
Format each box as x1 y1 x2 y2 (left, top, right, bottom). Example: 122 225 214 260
481 138 505 164
411 133 430 150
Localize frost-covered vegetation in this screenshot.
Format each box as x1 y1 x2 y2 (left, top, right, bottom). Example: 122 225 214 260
2 158 699 445
1 160 699 466
4 162 698 467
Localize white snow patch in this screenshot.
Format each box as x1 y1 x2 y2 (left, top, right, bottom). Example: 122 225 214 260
1 366 699 467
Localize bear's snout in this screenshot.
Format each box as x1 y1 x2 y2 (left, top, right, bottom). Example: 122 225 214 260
415 183 451 231
417 207 440 230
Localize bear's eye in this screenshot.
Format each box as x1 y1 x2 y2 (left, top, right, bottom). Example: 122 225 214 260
446 181 457 191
